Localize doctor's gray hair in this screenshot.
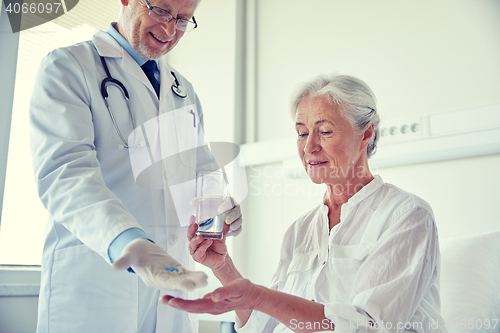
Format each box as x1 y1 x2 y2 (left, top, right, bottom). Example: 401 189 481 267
290 73 380 158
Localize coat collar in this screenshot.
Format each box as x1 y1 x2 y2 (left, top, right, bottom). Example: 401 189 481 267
92 29 126 58
92 30 156 97
92 29 176 100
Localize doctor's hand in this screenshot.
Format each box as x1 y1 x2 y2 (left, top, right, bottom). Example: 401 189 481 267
190 196 243 237
219 196 243 237
188 216 229 270
112 239 208 291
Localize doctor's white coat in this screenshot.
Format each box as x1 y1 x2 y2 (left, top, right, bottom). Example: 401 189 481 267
30 30 204 333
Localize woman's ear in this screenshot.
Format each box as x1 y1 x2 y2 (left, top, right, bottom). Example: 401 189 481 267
360 123 374 152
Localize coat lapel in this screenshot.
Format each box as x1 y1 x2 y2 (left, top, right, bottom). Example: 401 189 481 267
159 56 175 101
91 30 157 97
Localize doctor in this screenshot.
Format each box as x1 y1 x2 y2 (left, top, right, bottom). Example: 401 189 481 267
30 0 242 332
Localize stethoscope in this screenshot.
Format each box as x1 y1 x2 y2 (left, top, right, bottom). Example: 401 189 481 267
99 56 187 149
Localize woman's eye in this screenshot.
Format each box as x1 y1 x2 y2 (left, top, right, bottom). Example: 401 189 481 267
298 133 308 138
320 131 332 135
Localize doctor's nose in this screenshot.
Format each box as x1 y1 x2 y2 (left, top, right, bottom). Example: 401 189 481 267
162 19 177 37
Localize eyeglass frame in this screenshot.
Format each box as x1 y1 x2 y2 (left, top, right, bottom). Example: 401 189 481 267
142 0 198 32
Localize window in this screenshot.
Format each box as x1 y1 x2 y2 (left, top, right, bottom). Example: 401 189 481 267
0 1 119 265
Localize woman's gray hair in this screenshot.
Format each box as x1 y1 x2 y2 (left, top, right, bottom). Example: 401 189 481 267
290 73 380 158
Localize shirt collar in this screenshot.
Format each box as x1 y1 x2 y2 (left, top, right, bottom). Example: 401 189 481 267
321 175 385 221
107 23 158 68
345 175 384 207
340 175 384 220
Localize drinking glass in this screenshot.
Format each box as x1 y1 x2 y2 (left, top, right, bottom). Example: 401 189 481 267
194 170 231 239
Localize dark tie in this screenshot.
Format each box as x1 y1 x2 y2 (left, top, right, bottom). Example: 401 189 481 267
141 60 160 97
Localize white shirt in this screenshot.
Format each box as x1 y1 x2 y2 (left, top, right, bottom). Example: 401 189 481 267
236 175 446 333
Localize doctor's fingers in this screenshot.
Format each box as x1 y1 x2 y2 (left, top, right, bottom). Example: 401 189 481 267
230 225 242 237
228 217 242 232
224 205 242 225
112 248 141 271
157 270 208 291
218 197 239 214
112 256 134 271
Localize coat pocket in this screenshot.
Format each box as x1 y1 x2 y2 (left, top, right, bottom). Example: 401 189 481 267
49 244 138 332
173 104 200 168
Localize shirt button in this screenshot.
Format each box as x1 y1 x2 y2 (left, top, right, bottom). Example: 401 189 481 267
169 234 178 244
164 171 172 180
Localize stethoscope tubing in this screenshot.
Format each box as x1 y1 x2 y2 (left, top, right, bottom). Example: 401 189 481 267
100 56 138 148
98 55 187 149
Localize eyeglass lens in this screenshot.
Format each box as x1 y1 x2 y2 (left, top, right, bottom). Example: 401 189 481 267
149 8 195 32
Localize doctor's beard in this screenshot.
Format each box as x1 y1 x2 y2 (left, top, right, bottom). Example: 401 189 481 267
133 30 181 60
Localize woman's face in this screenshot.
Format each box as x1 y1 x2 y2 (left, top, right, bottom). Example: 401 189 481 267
295 94 369 186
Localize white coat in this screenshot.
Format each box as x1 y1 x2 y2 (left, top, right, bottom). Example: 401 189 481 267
30 30 204 333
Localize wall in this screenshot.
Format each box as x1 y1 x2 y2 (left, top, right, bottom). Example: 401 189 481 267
166 0 237 144
234 0 500 288
255 0 500 141
0 268 40 333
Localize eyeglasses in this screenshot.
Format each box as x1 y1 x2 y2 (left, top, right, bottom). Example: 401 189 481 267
143 0 197 32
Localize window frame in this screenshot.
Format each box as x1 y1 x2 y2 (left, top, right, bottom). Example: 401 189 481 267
0 0 39 301
0 0 19 234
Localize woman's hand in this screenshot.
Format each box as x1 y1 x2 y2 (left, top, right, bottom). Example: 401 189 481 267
161 278 260 314
162 277 330 333
188 215 229 270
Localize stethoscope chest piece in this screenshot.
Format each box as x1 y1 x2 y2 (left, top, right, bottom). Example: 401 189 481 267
170 71 187 98
171 84 187 98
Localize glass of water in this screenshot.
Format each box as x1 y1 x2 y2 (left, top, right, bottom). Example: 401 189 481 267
195 170 232 240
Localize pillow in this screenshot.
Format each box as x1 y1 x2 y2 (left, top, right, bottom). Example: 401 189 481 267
440 231 500 333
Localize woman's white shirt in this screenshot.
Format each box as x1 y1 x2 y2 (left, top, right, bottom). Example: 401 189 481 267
236 175 446 333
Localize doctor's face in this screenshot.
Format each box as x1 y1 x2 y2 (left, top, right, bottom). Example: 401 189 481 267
118 0 197 60
295 95 367 186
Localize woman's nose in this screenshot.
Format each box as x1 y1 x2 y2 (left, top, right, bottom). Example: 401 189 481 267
304 134 321 154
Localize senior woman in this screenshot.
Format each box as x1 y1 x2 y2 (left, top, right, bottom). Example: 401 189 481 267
162 74 446 333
